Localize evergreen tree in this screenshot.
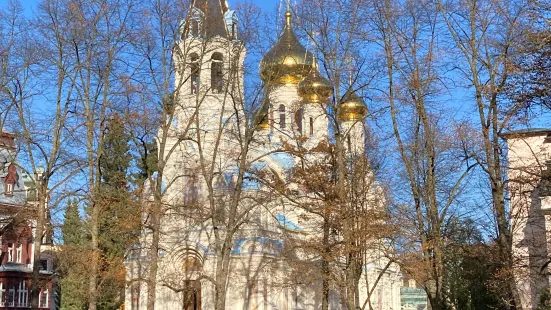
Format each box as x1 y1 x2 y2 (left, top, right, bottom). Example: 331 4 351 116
94 113 135 310
98 113 133 256
62 199 86 246
59 199 90 310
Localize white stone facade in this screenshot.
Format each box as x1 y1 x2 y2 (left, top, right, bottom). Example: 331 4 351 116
504 129 551 310
125 1 402 309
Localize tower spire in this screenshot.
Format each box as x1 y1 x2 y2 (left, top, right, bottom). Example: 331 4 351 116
285 0 292 28
191 0 229 39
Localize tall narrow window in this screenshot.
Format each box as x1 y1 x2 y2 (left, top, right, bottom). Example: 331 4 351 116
131 283 140 310
7 285 15 307
40 289 48 308
5 183 12 196
269 104 274 132
7 243 14 262
309 117 314 136
279 105 286 129
347 135 352 152
211 53 224 93
15 244 22 263
294 108 303 134
189 8 203 38
5 163 16 196
18 281 28 307
190 53 199 95
225 11 239 40
184 170 199 206
191 20 199 36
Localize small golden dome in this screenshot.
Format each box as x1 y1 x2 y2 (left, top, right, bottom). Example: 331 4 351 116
256 95 270 130
259 11 314 85
298 59 333 102
338 90 368 121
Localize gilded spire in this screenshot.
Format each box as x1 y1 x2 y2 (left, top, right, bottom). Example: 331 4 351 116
285 11 292 28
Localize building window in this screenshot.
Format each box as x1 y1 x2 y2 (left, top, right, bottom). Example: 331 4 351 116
269 104 274 132
0 282 4 306
295 108 303 135
16 244 22 263
131 283 140 310
347 135 352 152
309 117 314 136
279 105 286 129
7 284 15 307
18 281 28 307
191 20 199 36
5 183 13 196
39 259 49 271
40 289 48 308
211 53 224 93
231 23 236 39
190 53 199 94
7 243 14 262
189 8 203 38
183 174 199 206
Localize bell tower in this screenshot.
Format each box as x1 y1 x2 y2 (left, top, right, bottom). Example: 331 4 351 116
172 0 245 155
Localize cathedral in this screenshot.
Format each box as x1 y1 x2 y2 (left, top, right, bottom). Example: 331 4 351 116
125 0 402 309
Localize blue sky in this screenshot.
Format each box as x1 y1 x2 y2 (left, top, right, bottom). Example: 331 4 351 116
17 0 281 15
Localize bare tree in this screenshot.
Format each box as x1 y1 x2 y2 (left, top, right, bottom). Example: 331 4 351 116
436 0 531 307
0 0 88 309
370 0 477 308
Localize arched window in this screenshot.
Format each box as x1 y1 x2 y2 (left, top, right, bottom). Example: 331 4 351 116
309 117 314 136
190 53 199 94
211 53 224 93
183 169 199 205
294 108 303 135
191 20 199 36
269 104 274 131
279 105 286 129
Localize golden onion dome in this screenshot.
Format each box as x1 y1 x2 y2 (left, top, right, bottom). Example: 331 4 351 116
298 58 333 102
259 11 314 85
338 89 368 122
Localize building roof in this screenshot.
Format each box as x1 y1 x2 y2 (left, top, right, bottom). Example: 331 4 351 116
192 0 229 39
501 128 551 140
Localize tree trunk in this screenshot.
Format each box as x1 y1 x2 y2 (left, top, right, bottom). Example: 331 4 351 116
30 182 46 310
